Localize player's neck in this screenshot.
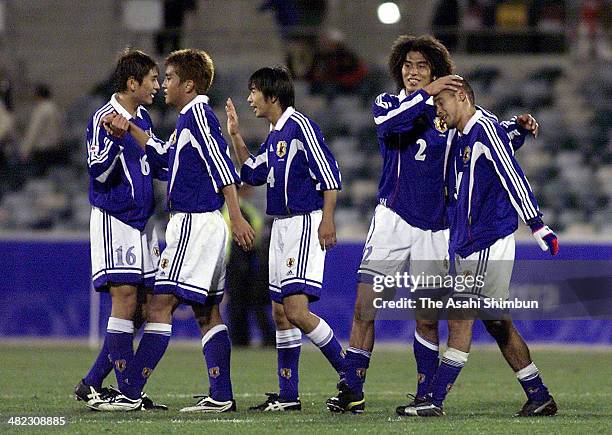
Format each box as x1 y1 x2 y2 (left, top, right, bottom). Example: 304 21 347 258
456 107 476 132
268 105 284 127
115 93 138 117
176 93 197 112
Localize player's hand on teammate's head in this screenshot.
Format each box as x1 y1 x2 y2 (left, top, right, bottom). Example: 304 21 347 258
423 75 463 96
225 98 240 137
517 114 539 138
318 217 337 251
232 215 255 251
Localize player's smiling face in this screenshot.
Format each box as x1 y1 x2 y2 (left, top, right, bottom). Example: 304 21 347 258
135 68 160 106
162 65 182 107
435 90 459 128
247 86 273 119
402 51 432 94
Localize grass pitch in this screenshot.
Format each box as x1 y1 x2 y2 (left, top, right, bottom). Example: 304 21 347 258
0 343 610 434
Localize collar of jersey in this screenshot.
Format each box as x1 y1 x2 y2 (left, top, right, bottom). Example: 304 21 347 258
462 109 483 135
110 93 138 120
272 106 295 131
181 94 210 114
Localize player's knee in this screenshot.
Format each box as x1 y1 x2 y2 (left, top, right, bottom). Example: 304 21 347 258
283 306 308 329
484 320 510 345
146 296 173 323
271 304 290 328
416 319 439 340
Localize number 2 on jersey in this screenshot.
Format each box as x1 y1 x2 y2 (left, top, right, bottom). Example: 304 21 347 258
415 139 427 161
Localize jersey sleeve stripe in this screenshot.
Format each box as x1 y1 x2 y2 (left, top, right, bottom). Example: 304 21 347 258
291 112 339 189
91 104 114 154
245 152 267 169
373 92 423 125
480 119 536 218
479 119 538 219
193 105 235 186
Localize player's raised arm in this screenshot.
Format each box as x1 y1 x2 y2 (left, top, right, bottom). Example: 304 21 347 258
225 98 251 166
87 112 125 183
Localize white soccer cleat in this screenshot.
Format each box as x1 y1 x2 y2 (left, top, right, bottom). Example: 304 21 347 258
179 395 236 413
91 393 142 412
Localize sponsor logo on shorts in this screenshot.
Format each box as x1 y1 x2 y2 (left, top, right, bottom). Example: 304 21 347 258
276 140 287 158
153 247 160 257
209 367 220 378
280 368 292 379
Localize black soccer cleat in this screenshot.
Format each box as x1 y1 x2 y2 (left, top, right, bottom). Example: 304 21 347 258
395 393 430 415
326 382 365 414
74 380 115 408
249 393 302 411
140 392 168 410
396 399 445 417
515 396 558 417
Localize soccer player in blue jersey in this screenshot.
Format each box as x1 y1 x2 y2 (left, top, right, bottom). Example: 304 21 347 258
326 35 539 414
397 80 558 417
225 66 345 411
75 49 168 411
96 49 255 412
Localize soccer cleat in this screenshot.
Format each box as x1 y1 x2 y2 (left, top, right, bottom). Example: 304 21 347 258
326 382 365 414
395 399 445 417
140 392 168 411
74 380 117 409
179 395 236 413
90 393 142 411
249 393 302 411
515 396 557 417
395 393 430 414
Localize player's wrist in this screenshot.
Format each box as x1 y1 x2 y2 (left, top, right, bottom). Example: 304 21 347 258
527 217 544 232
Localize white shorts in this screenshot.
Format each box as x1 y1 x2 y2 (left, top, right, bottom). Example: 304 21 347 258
358 205 449 290
90 207 159 292
269 210 325 303
154 211 227 306
454 234 515 301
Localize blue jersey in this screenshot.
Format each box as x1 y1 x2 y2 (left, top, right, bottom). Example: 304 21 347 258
87 94 167 231
373 89 529 232
450 110 541 257
241 107 341 216
163 95 239 213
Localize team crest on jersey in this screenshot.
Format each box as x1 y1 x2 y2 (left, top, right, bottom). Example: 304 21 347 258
169 129 177 146
286 257 296 268
434 116 447 133
161 258 169 269
280 368 292 379
462 145 471 164
209 367 220 378
276 140 287 158
115 359 127 372
142 367 153 378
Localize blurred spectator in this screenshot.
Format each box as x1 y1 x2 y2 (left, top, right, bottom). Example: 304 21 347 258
575 0 612 60
0 100 15 172
20 84 65 177
432 0 460 51
259 0 328 79
0 68 13 110
307 30 368 100
155 0 197 56
223 185 275 347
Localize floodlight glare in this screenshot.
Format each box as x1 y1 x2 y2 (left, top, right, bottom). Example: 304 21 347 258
377 2 401 24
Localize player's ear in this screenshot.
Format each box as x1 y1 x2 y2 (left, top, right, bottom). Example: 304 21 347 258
184 80 195 93
127 77 137 92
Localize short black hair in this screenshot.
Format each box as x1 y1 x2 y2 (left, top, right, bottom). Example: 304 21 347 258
113 49 158 93
388 34 454 92
34 83 51 99
248 66 295 111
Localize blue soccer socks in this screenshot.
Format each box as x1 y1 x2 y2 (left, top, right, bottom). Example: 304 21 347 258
306 317 345 375
83 335 112 390
202 325 234 402
122 322 172 399
106 317 135 390
413 331 440 398
431 348 468 407
516 362 551 402
276 328 302 401
344 347 371 395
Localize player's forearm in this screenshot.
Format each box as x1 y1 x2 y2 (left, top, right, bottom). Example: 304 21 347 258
228 132 251 167
322 189 338 222
221 184 243 221
127 122 149 150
